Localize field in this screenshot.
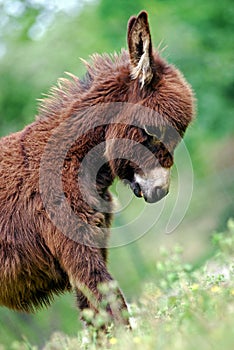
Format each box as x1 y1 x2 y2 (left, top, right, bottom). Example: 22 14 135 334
1 219 233 350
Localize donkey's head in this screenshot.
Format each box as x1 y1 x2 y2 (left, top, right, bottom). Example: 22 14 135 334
105 11 195 203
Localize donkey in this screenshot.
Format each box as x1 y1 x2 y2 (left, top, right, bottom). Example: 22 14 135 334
0 11 194 326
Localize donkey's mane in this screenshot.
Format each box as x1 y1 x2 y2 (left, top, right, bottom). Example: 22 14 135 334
37 50 130 122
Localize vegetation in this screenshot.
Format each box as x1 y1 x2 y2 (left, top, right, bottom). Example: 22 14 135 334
0 0 233 348
2 219 234 349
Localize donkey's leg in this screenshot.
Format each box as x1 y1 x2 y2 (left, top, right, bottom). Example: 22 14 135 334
76 247 108 311
61 244 129 325
75 222 110 318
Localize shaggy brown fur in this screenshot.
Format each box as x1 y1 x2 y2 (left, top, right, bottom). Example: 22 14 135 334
0 11 194 325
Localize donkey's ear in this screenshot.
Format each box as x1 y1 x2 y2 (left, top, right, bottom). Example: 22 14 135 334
127 11 153 88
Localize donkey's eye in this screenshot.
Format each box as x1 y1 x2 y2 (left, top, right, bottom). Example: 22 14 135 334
144 125 164 140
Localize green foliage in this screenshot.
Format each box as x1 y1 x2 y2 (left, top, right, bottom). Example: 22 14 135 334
3 220 233 350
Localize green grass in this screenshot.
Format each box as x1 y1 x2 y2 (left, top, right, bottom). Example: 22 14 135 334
3 219 234 350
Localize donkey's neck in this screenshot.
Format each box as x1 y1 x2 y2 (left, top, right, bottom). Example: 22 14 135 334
65 124 114 200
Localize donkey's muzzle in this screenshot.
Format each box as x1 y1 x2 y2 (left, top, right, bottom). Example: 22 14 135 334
143 186 169 203
130 181 169 203
131 166 171 203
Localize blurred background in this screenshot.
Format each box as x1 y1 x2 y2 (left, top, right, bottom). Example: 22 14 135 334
0 0 233 347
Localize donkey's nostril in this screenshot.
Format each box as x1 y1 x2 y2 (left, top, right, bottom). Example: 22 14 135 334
130 182 143 198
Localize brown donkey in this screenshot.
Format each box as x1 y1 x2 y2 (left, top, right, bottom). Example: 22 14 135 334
0 11 194 326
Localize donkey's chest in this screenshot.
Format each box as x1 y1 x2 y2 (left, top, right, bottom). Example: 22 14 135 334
0 240 70 312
